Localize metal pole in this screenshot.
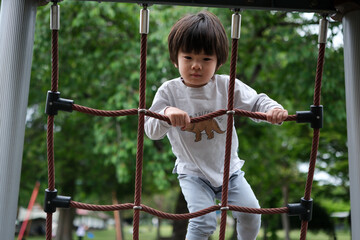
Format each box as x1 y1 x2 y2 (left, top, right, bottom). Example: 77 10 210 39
343 9 360 240
0 0 38 238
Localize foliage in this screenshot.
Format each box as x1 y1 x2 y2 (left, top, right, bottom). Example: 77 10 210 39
19 2 348 239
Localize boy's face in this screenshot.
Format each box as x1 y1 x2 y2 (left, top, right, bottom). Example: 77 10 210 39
175 50 218 88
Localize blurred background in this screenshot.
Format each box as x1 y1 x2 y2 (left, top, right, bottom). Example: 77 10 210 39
13 1 349 239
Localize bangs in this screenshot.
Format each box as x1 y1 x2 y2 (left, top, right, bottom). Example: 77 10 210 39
180 22 216 56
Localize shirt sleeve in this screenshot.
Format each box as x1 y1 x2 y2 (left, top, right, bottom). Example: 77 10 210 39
145 86 172 140
234 79 283 121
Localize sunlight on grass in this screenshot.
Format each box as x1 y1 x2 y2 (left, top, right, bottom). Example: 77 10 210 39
15 224 351 240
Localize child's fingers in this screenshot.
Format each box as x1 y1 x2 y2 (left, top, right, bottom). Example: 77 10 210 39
165 107 190 127
267 109 288 124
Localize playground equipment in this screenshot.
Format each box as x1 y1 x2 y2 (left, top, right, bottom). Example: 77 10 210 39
0 0 359 239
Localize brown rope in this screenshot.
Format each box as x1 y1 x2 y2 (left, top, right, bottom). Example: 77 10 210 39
191 109 227 123
142 205 289 218
145 110 172 124
70 201 134 211
73 104 139 117
313 43 325 107
299 42 326 240
234 109 297 121
72 104 297 123
51 30 59 92
140 204 220 220
219 38 239 240
70 200 289 218
46 214 52 240
47 116 55 191
133 33 148 240
229 205 289 215
300 220 309 240
303 129 320 200
46 28 59 240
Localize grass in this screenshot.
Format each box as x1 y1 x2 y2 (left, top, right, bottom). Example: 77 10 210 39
16 224 351 240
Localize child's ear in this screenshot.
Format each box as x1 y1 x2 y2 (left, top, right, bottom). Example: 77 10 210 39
174 63 178 68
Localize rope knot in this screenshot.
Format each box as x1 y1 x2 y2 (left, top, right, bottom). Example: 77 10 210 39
226 110 235 115
138 109 147 115
220 206 229 211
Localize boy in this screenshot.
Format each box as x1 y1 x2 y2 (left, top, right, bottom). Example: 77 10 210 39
145 11 288 240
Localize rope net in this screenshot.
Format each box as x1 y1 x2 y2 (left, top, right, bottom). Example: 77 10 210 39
45 4 326 240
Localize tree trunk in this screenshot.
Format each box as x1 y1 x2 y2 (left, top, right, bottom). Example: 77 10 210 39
157 218 161 240
281 184 290 240
56 208 75 240
113 191 123 240
171 191 188 240
262 219 268 240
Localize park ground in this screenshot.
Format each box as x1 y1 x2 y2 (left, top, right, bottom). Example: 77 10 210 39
16 223 351 240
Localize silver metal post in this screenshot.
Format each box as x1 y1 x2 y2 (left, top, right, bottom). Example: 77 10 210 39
0 0 38 238
343 9 360 240
318 16 328 44
139 6 149 34
231 11 241 39
50 4 60 30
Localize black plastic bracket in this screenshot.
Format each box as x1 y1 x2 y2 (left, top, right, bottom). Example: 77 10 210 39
45 91 74 116
44 189 71 213
296 105 323 128
287 198 313 222
138 3 153 7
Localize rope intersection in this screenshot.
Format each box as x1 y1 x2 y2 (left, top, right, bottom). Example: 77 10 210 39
44 3 327 240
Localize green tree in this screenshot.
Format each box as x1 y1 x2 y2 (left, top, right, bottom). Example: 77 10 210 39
21 3 347 240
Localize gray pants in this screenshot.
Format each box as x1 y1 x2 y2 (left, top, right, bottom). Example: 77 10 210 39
178 171 261 240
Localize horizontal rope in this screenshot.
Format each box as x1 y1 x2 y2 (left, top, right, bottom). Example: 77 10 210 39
141 204 220 220
72 104 138 117
234 109 297 122
72 104 297 123
228 205 288 214
70 201 134 211
70 200 288 219
191 109 227 122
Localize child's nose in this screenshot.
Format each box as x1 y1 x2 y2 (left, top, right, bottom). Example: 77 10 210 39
191 61 201 70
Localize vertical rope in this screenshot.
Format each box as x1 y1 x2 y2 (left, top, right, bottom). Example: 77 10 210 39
47 115 55 191
133 33 148 240
46 28 59 240
300 220 309 240
51 30 59 92
300 42 326 240
46 214 53 240
48 29 59 190
313 43 325 107
219 38 239 240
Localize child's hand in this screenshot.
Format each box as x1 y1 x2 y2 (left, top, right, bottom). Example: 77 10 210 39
266 108 288 124
165 107 191 129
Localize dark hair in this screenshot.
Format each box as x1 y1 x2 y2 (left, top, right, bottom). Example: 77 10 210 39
168 10 229 69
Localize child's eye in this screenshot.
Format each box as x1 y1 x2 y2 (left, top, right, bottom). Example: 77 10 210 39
204 58 212 61
184 56 192 60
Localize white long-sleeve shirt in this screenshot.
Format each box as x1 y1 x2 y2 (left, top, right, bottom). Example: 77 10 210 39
145 74 283 187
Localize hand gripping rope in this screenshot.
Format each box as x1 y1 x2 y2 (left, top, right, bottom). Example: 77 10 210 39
44 2 328 240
